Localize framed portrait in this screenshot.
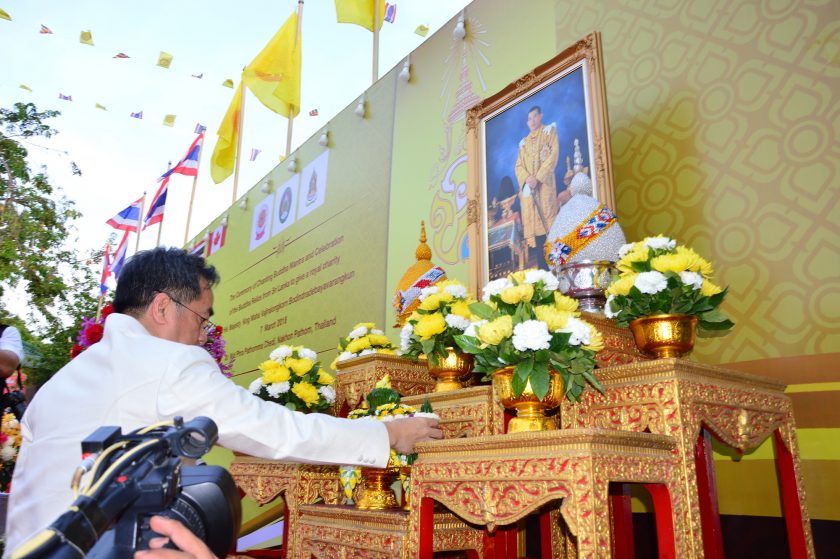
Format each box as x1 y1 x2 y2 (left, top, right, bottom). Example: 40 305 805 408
466 32 616 293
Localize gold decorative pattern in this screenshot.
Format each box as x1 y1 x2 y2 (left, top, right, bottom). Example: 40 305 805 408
406 429 686 558
229 458 341 559
334 354 436 413
402 385 506 438
562 358 815 557
297 504 483 559
582 313 649 368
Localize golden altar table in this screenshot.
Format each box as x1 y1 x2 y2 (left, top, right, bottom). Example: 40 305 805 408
333 354 436 415
407 429 684 559
562 358 815 559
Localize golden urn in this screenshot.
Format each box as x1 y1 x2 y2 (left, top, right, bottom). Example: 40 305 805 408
493 367 564 433
355 467 400 510
426 347 473 392
628 313 698 358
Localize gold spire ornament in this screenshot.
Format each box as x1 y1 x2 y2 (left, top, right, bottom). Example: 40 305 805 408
392 222 446 327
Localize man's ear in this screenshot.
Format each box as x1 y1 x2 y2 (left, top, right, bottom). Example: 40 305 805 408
147 292 172 326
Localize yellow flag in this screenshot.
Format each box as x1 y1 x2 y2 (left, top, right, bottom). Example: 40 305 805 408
414 24 429 37
221 79 234 88
80 30 94 45
334 0 385 32
210 83 243 184
157 51 173 68
242 11 301 118
163 114 176 127
19 85 32 92
95 103 107 110
0 9 11 21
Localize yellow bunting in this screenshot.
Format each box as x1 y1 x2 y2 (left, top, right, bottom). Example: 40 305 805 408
0 9 11 21
80 30 94 45
221 79 234 88
414 24 429 37
95 103 107 110
162 114 176 127
157 51 173 68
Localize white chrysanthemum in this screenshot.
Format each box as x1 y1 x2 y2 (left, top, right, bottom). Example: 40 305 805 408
644 236 676 251
418 286 439 301
604 294 620 318
634 271 668 294
269 346 293 361
679 271 703 290
371 329 384 335
399 323 413 351
359 348 376 356
297 347 318 361
617 242 635 259
319 385 336 404
524 269 559 291
347 326 368 340
482 278 512 301
444 314 471 331
560 317 591 346
248 378 264 394
512 320 552 351
337 351 355 362
1 444 16 462
463 319 487 339
443 283 468 299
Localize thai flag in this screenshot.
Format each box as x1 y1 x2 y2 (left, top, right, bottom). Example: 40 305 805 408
99 243 112 295
106 195 144 232
384 3 396 23
58 93 72 101
143 176 169 230
160 133 204 180
111 232 130 280
190 238 208 257
130 111 143 119
194 123 206 134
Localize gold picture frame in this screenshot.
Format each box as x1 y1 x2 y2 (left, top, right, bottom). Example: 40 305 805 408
466 32 615 294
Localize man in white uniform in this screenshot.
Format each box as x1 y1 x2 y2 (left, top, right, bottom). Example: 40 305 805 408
5 248 441 556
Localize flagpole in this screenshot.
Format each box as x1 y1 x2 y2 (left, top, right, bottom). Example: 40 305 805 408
156 161 171 247
95 242 110 320
184 141 205 245
96 295 104 321
135 192 146 252
285 0 304 157
231 81 246 205
372 0 380 84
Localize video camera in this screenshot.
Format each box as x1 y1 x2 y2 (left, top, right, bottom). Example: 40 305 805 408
11 417 241 559
0 389 26 420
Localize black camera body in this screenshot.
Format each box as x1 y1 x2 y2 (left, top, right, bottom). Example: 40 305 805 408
0 389 26 420
14 417 241 559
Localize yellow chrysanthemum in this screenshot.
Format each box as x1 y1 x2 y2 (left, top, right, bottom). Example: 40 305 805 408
449 301 472 319
317 370 335 385
286 357 314 376
419 291 454 311
292 381 320 406
584 323 605 352
346 336 372 354
367 333 391 346
553 292 580 314
414 312 447 340
651 253 691 274
606 274 638 297
477 315 513 346
500 284 534 305
408 311 423 324
377 348 396 355
353 322 375 330
262 364 291 384
700 280 723 297
510 270 527 284
617 243 649 274
375 374 392 389
535 305 573 332
330 356 339 370
675 246 714 278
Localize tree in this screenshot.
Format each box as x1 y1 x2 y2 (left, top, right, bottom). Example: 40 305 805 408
0 102 99 386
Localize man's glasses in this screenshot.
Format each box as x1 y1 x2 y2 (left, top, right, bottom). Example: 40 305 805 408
161 292 215 335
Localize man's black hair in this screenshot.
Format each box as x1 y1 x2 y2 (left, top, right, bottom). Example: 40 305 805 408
112 247 220 317
528 106 542 115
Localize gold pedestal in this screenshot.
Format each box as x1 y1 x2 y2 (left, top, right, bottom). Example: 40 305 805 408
334 353 435 414
356 468 399 510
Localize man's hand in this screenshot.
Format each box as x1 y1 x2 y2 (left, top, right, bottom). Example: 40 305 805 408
134 516 216 559
525 176 538 188
384 417 443 455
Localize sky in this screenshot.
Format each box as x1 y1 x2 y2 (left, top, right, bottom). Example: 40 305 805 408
0 0 471 313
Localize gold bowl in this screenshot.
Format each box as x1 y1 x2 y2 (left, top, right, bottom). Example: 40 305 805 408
493 366 564 433
629 313 698 358
426 347 473 392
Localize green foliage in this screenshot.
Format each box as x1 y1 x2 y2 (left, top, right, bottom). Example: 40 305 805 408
0 102 98 387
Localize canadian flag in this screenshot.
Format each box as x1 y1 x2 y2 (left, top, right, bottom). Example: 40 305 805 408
208 223 227 256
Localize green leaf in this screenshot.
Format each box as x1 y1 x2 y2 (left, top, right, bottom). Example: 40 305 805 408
530 366 550 401
515 358 533 384
511 371 527 396
285 402 297 412
454 334 482 354
468 302 496 320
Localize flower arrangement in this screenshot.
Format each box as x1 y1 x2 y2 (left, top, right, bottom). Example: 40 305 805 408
249 345 336 413
0 411 22 491
399 279 476 366
332 322 399 369
605 236 734 333
203 324 235 377
454 269 604 402
70 303 113 358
